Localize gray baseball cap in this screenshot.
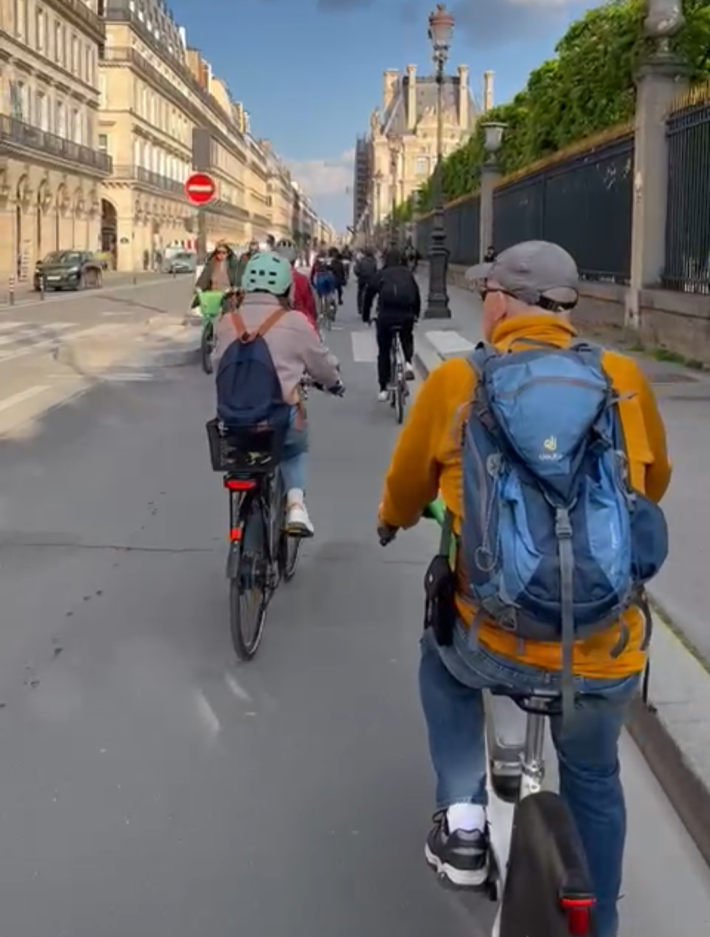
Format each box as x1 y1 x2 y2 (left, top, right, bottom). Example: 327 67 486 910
465 240 579 310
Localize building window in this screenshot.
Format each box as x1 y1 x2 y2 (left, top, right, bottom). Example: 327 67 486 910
16 0 28 40
35 91 49 130
98 133 108 152
72 35 79 75
9 81 25 120
416 157 429 176
54 20 61 62
36 8 45 51
56 100 66 137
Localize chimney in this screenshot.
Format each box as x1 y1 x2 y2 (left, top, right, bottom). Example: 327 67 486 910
483 71 494 112
406 64 416 130
383 69 399 110
457 65 469 128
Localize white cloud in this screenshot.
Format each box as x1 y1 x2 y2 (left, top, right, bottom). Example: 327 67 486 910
286 149 355 199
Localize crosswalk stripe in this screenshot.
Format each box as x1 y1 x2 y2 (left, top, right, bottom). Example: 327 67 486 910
0 385 49 413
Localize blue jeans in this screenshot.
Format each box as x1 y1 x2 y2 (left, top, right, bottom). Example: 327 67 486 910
419 624 639 937
281 405 308 492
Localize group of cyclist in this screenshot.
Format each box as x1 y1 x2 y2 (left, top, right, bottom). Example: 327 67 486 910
196 228 673 937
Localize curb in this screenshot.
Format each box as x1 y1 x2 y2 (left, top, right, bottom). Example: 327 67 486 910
414 334 710 869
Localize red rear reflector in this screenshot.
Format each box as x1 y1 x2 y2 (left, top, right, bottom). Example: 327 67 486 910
229 528 242 541
224 479 256 491
560 898 595 936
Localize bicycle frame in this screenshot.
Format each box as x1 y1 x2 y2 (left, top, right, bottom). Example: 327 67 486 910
224 473 280 582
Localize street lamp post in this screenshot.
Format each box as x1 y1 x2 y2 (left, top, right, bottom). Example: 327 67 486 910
424 3 455 318
387 134 400 248
479 121 506 261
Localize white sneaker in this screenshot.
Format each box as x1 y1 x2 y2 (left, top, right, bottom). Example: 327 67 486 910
405 362 415 379
285 490 314 537
377 390 389 402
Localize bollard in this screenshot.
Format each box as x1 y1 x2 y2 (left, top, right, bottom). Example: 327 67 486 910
9 275 14 306
40 274 45 300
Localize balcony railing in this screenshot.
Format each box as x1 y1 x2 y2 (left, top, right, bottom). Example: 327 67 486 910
0 115 113 174
45 0 105 42
112 164 185 195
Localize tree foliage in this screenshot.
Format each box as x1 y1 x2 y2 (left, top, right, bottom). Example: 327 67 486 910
405 0 710 216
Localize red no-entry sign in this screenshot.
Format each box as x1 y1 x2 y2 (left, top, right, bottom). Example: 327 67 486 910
184 171 216 206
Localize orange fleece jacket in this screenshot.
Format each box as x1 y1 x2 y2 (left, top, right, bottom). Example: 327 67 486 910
380 316 672 678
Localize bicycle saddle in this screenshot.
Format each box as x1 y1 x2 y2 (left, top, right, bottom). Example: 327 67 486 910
490 687 562 715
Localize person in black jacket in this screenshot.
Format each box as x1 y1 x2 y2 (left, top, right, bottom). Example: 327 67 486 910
362 248 420 400
328 247 346 305
354 247 378 320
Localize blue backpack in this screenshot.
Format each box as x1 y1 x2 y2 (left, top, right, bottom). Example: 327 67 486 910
461 339 668 715
216 309 291 437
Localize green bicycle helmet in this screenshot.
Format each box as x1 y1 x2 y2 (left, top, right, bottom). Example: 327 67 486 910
242 251 292 296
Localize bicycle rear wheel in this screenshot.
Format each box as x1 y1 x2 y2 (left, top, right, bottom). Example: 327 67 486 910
498 790 595 937
395 374 405 424
229 490 270 661
201 322 214 374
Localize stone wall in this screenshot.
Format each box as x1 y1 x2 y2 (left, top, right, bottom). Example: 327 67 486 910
439 262 710 364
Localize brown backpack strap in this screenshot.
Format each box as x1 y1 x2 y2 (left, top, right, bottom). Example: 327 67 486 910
230 308 286 343
256 308 287 337
230 311 249 340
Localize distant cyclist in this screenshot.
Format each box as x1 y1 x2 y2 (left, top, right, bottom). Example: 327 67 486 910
275 238 317 330
329 248 346 306
211 252 342 536
362 247 419 400
310 248 337 312
195 240 241 291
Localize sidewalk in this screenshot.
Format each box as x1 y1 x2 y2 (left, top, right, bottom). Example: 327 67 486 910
0 270 173 306
414 271 710 854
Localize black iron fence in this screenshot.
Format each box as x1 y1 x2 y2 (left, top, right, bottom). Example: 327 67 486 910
664 98 710 293
495 133 634 283
415 197 481 265
415 132 634 283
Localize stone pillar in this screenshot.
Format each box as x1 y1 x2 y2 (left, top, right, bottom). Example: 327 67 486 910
479 162 500 262
406 65 416 130
626 1 687 327
458 65 469 127
483 71 494 113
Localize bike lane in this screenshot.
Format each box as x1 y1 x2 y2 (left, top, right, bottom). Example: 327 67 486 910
0 281 706 934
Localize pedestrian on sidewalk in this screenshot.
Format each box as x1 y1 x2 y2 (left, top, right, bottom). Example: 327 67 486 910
377 240 672 937
362 247 419 399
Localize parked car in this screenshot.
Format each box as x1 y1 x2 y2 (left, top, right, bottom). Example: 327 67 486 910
34 250 103 291
166 250 197 274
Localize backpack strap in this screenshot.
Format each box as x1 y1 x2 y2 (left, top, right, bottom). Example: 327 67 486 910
230 308 286 343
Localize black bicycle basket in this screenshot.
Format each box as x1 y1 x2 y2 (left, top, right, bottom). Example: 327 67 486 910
206 418 286 473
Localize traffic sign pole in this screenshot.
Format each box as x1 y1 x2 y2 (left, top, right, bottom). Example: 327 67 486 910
184 172 216 265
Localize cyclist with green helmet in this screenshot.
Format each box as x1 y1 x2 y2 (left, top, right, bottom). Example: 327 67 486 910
211 251 343 536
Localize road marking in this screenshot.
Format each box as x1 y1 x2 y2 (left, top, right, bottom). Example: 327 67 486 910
0 322 127 363
351 330 377 363
425 329 475 356
0 385 49 413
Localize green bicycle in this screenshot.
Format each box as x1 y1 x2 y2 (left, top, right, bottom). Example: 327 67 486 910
196 290 227 374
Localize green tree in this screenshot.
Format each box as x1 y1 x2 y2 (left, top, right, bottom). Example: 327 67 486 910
416 0 710 211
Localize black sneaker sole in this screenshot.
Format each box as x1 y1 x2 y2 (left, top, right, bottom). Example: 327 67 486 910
424 842 489 887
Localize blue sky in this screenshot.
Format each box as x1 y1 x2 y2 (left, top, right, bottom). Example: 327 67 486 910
168 0 597 230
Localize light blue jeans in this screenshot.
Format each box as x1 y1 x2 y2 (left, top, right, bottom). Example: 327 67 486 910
280 405 308 492
419 624 639 937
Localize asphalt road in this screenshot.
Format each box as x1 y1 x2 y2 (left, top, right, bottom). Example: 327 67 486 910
0 275 195 437
0 282 708 935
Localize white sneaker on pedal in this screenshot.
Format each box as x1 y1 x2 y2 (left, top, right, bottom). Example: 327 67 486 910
405 362 415 379
285 490 314 537
377 390 388 402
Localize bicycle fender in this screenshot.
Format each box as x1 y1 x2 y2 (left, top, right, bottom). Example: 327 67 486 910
226 541 240 579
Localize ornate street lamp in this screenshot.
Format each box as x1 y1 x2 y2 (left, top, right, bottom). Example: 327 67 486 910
387 133 400 248
424 3 455 318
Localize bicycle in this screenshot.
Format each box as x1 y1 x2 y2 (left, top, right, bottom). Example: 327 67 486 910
206 380 343 662
380 499 597 937
315 289 337 334
196 290 225 374
388 326 408 424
